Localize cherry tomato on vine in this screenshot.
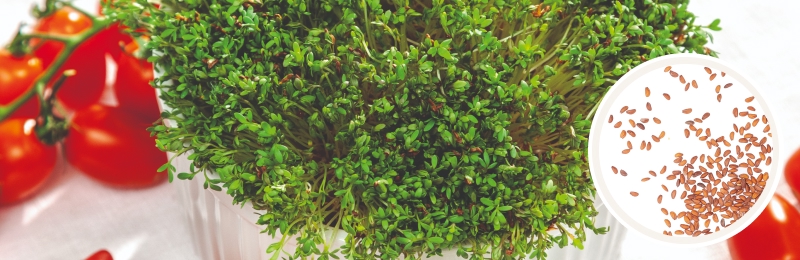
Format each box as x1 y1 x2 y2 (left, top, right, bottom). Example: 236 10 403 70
115 49 159 121
727 194 800 260
784 147 800 199
85 249 113 260
0 51 42 120
32 7 107 111
0 119 56 205
65 105 166 188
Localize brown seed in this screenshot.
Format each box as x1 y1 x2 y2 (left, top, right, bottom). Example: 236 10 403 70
649 170 657 177
640 141 646 150
628 130 637 137
745 96 755 103
652 135 661 142
724 83 733 88
763 115 768 124
654 117 662 124
681 191 687 199
672 190 677 199
682 108 692 114
641 118 650 123
670 71 679 77
622 149 631 154
627 109 637 115
642 177 651 182
704 67 712 74
680 75 686 84
665 219 672 228
608 115 613 123
612 166 619 174
620 130 627 138
747 106 756 111
662 184 669 191
764 125 771 133
722 72 727 77
646 102 652 111
629 119 636 127
637 123 645 130
620 106 629 114
664 66 673 72
658 195 663 204
661 208 668 214
645 87 651 97
692 80 698 88
621 170 628 176
686 120 695 125
733 107 739 117
631 192 639 197
710 73 717 81
702 112 710 120
717 94 722 102
685 83 691 91
614 121 622 128
685 129 690 138
663 93 671 100
715 85 721 93
627 141 632 149
647 142 652 151
676 230 685 235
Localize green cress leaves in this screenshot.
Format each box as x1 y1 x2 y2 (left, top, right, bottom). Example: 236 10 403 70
109 0 718 259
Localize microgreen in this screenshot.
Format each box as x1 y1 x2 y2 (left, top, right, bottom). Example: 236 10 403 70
108 0 718 259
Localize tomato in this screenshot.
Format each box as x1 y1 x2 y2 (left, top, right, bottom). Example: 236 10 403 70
32 7 108 111
727 194 800 260
785 147 800 199
0 51 43 120
0 119 57 205
65 105 166 188
115 50 159 121
85 249 113 260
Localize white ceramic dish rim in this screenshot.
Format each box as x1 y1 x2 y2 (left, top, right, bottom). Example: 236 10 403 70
587 53 782 248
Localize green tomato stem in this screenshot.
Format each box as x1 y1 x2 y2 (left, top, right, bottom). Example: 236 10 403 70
0 16 112 123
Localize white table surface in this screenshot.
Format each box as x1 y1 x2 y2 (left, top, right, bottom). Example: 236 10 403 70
1 0 798 259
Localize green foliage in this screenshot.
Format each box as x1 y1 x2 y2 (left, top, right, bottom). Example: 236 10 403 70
111 0 718 259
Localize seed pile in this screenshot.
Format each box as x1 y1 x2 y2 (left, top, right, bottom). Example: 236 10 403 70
608 65 773 237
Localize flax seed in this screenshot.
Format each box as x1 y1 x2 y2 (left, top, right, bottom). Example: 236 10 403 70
642 177 651 182
745 96 754 103
672 190 677 199
670 71 679 77
685 129 690 138
622 149 630 154
715 85 721 93
680 75 686 84
627 109 637 115
637 123 645 130
629 119 636 127
692 80 698 88
654 117 662 124
710 73 717 81
665 66 673 72
621 170 628 176
614 121 622 128
685 83 691 91
620 106 629 114
631 192 639 197
663 93 671 100
620 130 627 138
627 130 636 137
645 87 651 97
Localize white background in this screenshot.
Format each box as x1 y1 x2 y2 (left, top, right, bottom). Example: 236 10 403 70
0 0 798 259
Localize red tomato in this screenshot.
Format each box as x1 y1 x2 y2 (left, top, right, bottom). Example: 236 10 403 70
65 105 166 188
728 194 800 260
0 119 56 205
85 249 113 260
32 7 107 111
115 50 159 121
785 147 800 199
0 51 43 120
